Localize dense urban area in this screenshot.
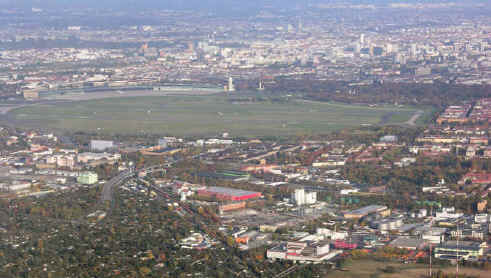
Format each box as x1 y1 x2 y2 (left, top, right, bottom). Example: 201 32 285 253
0 1 490 278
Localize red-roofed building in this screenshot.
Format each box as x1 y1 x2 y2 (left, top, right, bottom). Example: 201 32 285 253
197 186 262 201
458 172 491 185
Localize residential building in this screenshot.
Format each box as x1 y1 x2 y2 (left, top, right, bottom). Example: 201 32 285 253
77 172 98 185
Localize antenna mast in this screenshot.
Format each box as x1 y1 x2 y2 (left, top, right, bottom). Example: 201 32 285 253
429 205 433 278
456 222 459 278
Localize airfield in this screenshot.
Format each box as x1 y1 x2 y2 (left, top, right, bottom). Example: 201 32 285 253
7 90 428 137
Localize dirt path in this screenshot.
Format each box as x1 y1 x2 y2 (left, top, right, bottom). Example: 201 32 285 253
0 104 30 115
405 110 424 126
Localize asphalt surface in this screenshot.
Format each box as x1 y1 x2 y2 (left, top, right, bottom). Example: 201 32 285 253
100 169 134 203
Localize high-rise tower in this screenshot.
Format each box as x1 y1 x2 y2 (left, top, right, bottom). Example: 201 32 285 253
228 77 235 92
258 80 265 91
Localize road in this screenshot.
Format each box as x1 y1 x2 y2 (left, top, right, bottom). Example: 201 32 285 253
274 265 299 278
100 165 169 205
100 169 134 204
103 163 299 277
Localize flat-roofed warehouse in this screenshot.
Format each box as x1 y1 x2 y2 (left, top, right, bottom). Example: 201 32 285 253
343 205 389 219
198 186 262 201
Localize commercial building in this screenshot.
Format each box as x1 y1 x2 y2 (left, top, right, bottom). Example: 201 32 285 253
180 233 212 250
458 172 491 185
474 214 489 224
435 207 463 220
434 241 486 261
23 89 40 100
90 140 114 151
139 145 182 156
419 227 447 244
370 217 404 232
218 202 246 214
77 172 98 185
158 138 169 148
235 231 258 245
197 186 261 201
0 181 31 192
46 155 75 169
215 170 250 180
267 240 341 263
316 228 348 240
380 135 398 143
332 240 357 250
77 152 121 163
436 105 472 125
389 237 427 250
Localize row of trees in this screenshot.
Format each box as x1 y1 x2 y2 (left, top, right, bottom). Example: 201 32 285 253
267 78 490 107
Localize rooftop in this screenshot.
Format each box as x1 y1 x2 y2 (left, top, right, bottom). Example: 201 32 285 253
438 241 484 251
347 205 388 216
390 236 426 249
202 186 260 197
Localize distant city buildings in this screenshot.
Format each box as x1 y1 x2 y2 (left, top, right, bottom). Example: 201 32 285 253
0 4 489 103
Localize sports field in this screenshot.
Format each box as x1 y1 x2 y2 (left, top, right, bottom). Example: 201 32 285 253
10 94 426 137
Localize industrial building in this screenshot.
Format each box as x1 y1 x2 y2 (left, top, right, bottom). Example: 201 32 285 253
197 186 261 201
344 205 390 219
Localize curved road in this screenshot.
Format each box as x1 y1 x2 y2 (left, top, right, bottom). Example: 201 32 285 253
100 165 168 205
100 169 134 204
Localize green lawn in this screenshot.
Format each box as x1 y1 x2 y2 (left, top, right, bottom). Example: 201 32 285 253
11 95 426 137
328 259 491 278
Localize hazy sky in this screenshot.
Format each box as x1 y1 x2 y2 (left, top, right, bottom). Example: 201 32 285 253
0 0 482 7
0 0 488 11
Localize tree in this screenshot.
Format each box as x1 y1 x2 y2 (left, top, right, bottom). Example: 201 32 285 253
139 267 151 276
226 236 236 248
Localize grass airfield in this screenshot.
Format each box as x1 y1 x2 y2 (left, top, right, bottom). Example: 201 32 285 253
10 93 426 137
